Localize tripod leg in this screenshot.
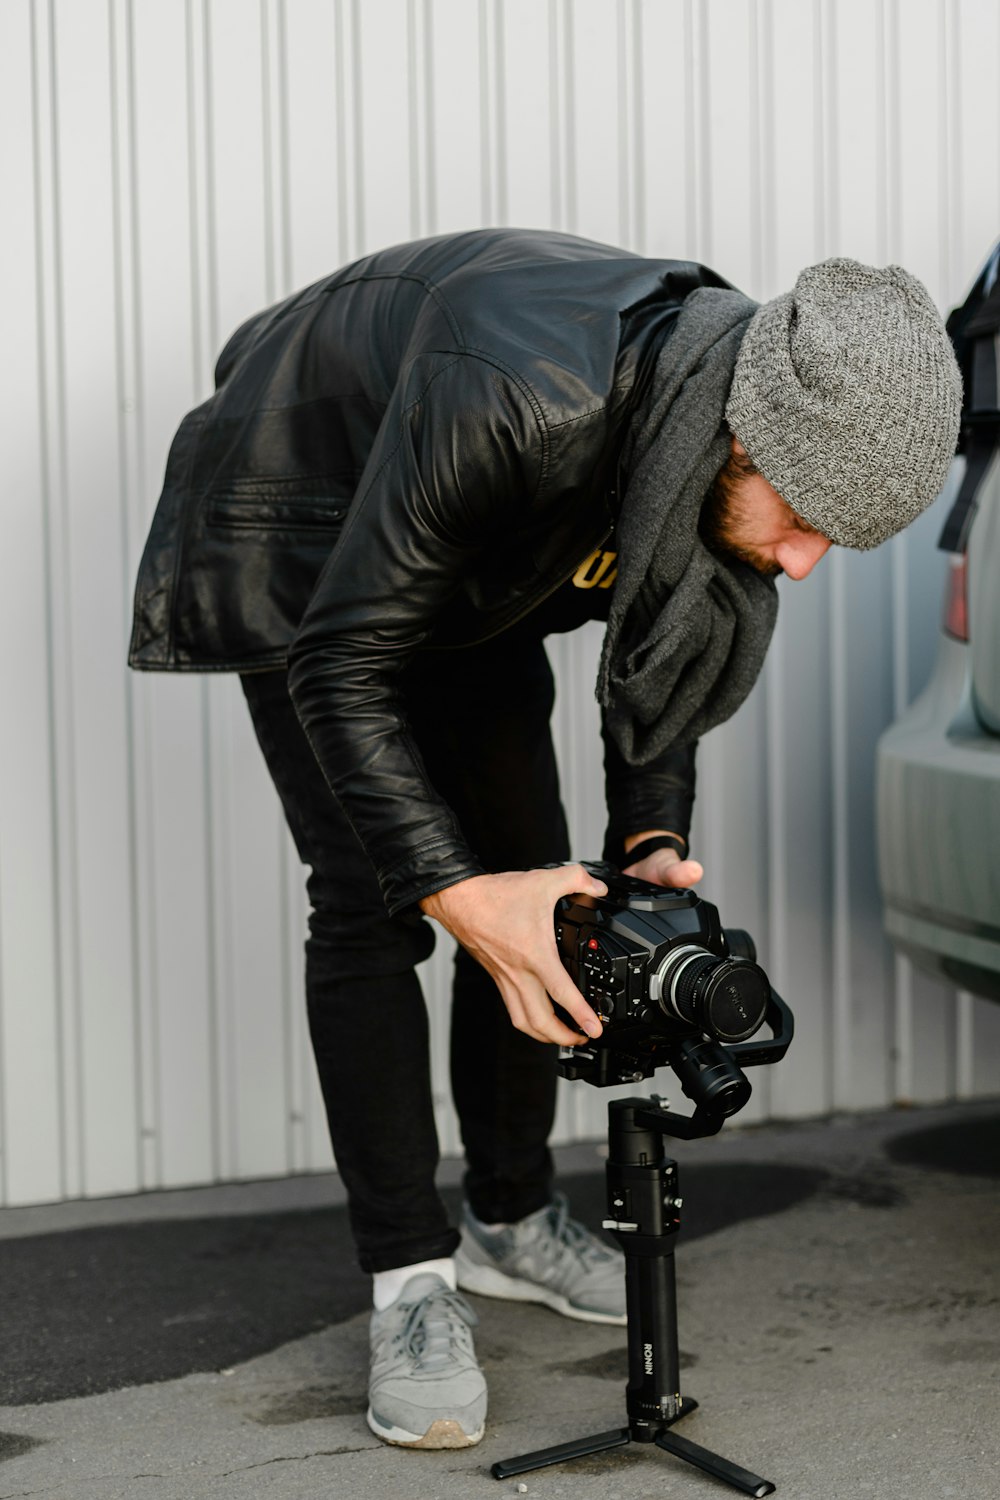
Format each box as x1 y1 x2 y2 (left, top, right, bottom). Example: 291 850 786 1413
491 1426 630 1479
655 1428 775 1497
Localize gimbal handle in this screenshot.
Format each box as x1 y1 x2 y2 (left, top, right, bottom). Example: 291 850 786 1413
628 987 794 1141
725 986 794 1066
632 1097 728 1142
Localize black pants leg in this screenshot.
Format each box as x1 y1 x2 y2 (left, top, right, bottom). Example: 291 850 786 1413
240 635 570 1273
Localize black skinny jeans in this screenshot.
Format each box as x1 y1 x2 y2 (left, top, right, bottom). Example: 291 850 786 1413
240 635 571 1274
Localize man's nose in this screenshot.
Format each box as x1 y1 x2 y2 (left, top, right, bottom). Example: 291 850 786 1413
777 532 833 581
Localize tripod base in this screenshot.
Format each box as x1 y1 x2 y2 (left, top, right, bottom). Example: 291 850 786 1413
492 1398 774 1497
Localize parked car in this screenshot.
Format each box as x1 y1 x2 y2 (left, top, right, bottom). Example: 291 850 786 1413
877 240 1000 1001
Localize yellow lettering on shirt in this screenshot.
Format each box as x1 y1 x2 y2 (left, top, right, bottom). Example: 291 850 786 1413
573 548 618 589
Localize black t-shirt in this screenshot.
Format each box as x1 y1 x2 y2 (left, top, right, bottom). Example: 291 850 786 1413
509 530 618 640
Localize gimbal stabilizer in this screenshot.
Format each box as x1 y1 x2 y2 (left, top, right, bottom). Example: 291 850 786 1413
492 955 794 1496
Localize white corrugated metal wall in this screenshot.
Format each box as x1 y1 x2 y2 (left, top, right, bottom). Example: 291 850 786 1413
3 0 999 1207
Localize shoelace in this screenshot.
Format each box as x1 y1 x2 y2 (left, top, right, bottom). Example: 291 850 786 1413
540 1192 615 1267
395 1288 479 1374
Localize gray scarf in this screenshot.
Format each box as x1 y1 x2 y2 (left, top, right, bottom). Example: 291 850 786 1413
597 287 779 764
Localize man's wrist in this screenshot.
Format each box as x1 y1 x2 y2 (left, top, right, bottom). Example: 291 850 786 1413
624 829 689 862
419 884 458 919
418 873 484 919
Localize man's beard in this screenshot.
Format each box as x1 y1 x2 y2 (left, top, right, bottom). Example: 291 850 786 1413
699 451 782 578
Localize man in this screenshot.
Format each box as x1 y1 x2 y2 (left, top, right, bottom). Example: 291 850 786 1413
129 229 960 1449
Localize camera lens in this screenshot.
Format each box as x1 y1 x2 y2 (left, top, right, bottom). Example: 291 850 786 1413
651 944 769 1043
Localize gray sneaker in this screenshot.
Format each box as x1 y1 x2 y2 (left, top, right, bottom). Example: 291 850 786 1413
366 1273 487 1448
455 1192 627 1325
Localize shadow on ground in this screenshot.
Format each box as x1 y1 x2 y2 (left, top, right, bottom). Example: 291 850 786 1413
1 1162 826 1405
886 1110 1000 1177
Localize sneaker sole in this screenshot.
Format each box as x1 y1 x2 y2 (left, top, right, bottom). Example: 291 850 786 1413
455 1254 627 1326
366 1407 485 1448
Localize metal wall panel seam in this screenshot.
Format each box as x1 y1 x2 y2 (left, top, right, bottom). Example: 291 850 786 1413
278 804 310 1169
260 0 299 1171
33 0 85 1200
109 0 153 1192
209 4 285 1179
261 0 291 307
747 0 762 293
615 0 636 252
479 0 493 226
940 0 960 301
333 0 359 263
893 954 914 1103
633 0 646 254
753 0 776 1120
681 0 696 262
547 0 569 232
812 0 834 258
277 0 308 1172
201 680 230 1181
890 532 914 1101
128 0 165 1194
184 0 216 407
881 0 914 1104
691 0 712 265
407 0 432 240
412 0 452 1159
829 553 852 1110
133 7 201 1194
186 0 226 1182
561 0 576 236
811 0 823 255
764 642 788 1094
141 4 205 1192
955 990 975 1097
813 0 850 1111
876 0 902 268
349 0 366 254
479 0 509 228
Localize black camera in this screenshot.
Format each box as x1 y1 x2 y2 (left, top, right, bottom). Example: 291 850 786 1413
554 864 793 1131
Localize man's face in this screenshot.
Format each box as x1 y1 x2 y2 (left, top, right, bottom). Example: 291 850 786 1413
701 438 833 581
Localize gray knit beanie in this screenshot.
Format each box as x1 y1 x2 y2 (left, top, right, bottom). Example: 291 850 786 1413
725 258 962 549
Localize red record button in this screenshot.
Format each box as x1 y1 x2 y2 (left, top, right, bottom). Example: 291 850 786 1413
587 938 600 950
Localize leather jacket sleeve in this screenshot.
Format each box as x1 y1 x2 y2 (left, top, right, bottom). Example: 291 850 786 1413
286 350 545 917
601 718 697 868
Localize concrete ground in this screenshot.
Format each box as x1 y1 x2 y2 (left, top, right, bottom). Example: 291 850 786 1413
1 1098 998 1500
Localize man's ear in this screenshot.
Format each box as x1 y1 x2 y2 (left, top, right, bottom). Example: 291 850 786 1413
731 435 748 458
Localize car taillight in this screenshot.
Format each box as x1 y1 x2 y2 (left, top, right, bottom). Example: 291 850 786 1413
943 554 969 642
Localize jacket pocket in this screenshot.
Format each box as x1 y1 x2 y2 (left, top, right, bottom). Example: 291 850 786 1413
206 494 350 532
205 474 357 535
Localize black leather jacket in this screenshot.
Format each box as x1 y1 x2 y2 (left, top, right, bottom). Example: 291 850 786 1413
129 229 728 914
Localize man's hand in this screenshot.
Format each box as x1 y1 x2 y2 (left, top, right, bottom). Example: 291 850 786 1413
419 865 608 1047
623 843 703 889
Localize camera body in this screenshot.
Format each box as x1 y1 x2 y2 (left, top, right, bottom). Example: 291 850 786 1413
555 865 792 1118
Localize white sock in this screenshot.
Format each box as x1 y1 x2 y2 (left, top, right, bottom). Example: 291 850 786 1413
372 1256 457 1311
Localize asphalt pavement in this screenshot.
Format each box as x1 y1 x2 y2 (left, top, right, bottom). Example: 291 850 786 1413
1 1098 997 1500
